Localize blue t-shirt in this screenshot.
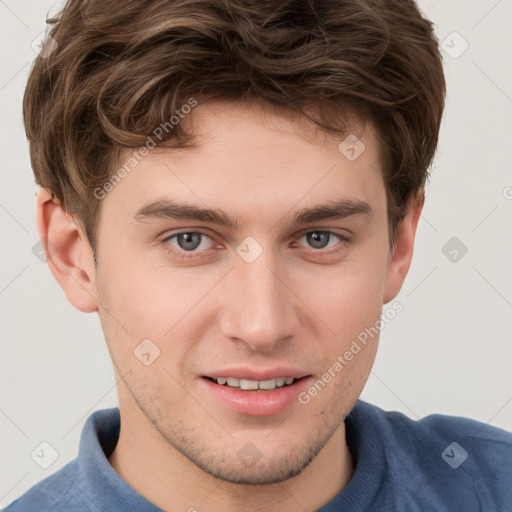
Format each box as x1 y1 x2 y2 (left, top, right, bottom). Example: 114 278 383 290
3 400 511 511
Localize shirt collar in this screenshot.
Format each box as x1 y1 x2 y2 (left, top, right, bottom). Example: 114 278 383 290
77 401 381 511
77 407 163 511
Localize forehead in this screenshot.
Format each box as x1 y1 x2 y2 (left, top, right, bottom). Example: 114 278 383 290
102 100 386 226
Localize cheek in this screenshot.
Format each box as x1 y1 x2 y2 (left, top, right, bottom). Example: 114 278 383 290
117 267 221 332
298 263 385 409
96 254 220 368
308 251 388 339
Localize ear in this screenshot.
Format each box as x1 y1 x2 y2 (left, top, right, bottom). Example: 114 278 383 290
35 188 98 313
383 190 424 303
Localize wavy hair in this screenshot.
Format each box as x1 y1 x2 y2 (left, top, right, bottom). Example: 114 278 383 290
23 0 446 251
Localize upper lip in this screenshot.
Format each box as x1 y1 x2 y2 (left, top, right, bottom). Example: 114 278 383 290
204 367 310 381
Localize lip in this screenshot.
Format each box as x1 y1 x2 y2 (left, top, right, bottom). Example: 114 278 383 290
199 375 313 417
204 367 310 381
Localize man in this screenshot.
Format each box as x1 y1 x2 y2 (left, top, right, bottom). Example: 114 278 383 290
5 0 511 510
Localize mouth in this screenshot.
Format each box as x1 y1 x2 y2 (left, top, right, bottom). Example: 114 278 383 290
203 376 307 390
199 373 313 416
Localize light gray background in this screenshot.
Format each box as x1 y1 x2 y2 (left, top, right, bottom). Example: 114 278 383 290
1 0 511 507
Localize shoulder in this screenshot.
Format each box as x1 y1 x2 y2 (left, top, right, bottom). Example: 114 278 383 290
353 399 512 456
2 459 92 512
383 403 512 465
350 400 512 510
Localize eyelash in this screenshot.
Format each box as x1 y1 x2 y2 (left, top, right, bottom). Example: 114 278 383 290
161 230 350 261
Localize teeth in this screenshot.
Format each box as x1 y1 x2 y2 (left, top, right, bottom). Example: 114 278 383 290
258 379 277 390
214 377 297 389
240 379 259 390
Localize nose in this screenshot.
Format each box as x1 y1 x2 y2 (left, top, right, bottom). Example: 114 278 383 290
218 247 298 353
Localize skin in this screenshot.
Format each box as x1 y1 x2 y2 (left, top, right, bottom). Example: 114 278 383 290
36 100 423 512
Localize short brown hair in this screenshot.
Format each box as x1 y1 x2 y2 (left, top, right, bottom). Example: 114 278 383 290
23 0 446 252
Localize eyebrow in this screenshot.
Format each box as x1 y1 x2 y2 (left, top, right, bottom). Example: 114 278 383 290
133 197 372 229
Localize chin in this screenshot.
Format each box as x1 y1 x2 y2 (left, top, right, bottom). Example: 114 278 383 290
196 453 314 486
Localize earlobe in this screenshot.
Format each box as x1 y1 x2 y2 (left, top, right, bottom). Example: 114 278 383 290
35 188 99 313
383 190 424 304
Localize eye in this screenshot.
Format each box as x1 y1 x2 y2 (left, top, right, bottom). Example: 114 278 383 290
162 231 216 260
299 231 346 249
296 230 348 251
161 229 349 261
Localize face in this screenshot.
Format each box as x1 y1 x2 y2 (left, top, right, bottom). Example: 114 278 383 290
79 101 408 484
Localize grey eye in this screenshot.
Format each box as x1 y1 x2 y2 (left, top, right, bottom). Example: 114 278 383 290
175 232 203 251
306 231 332 249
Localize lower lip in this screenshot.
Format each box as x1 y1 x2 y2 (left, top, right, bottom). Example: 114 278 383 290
200 377 313 416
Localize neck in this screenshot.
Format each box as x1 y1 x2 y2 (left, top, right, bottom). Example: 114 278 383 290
108 403 354 512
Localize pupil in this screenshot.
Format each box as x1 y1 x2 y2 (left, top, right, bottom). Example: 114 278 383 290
178 233 201 251
307 231 329 249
